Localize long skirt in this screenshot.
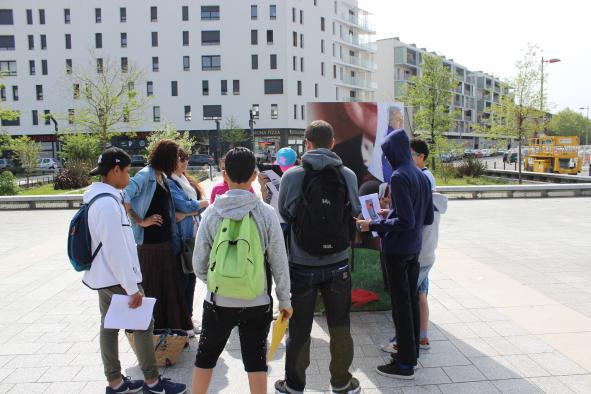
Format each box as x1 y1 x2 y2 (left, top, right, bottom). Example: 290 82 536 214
137 241 192 330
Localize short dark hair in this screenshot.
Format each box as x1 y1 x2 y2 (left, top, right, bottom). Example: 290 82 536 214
410 138 429 159
148 139 179 174
224 147 256 184
305 120 334 149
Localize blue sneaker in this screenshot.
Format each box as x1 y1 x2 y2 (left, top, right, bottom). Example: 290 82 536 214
106 376 143 393
143 376 187 394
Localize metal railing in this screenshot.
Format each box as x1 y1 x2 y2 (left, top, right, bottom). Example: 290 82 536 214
438 183 591 199
336 34 377 52
334 55 377 71
484 168 591 183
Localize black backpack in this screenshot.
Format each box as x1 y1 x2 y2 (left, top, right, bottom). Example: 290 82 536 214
293 163 354 256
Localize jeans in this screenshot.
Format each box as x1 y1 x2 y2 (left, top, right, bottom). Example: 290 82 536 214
384 253 420 366
285 260 354 392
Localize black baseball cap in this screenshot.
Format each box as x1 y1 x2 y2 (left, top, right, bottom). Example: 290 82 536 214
89 147 131 176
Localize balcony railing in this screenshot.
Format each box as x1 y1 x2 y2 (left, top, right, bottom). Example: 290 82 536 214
334 55 377 71
337 33 377 52
337 75 377 89
336 12 376 32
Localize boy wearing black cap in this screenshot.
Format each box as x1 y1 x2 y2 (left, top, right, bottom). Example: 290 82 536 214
83 148 186 394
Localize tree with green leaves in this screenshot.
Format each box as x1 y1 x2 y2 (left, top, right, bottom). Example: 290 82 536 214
548 108 590 143
219 116 248 149
478 44 543 183
146 122 197 156
9 136 41 186
59 133 101 167
402 53 459 171
63 57 149 148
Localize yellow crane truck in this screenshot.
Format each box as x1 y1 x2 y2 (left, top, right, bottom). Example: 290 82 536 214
524 136 582 175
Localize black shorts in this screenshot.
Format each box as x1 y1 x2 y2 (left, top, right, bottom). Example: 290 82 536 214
195 301 273 372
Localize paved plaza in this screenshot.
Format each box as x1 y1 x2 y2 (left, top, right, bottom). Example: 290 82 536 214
0 196 590 393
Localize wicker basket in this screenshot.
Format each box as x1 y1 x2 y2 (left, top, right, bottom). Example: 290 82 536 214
126 329 188 367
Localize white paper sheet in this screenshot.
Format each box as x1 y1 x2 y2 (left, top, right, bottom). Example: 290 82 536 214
104 294 156 330
359 193 381 237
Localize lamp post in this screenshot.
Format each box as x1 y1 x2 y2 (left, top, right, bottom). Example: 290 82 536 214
212 117 221 164
249 106 259 152
540 57 561 133
579 106 590 175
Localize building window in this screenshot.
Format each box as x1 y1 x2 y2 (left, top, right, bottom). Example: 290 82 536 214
233 80 240 95
151 32 158 47
64 9 71 24
65 59 72 74
321 61 325 76
293 32 297 47
36 84 43 100
183 56 190 71
300 58 304 72
28 35 34 50
201 55 220 71
39 34 46 50
297 80 302 96
201 30 220 45
300 34 304 48
300 10 303 24
333 64 337 78
152 57 159 72
315 83 318 98
121 33 127 48
121 57 128 73
182 6 189 21
267 30 274 44
321 39 324 53
96 58 103 73
251 30 258 45
183 31 189 46
68 109 75 124
120 7 126 22
12 86 18 101
270 54 277 70
65 34 72 49
301 105 305 120
0 61 16 76
95 8 101 23
251 5 258 20
293 104 297 120
321 17 325 31
44 110 50 125
95 33 102 49
184 105 192 121
0 87 5 101
203 105 222 120
201 5 220 20
171 81 178 96
221 80 227 95
292 8 296 22
39 9 45 24
26 9 33 25
32 110 38 125
0 10 14 25
41 60 48 75
202 80 209 95
252 104 260 119
271 104 278 119
150 6 158 22
73 83 80 99
270 5 277 19
146 81 153 96
292 56 296 71
29 60 35 75
251 55 258 70
264 79 283 94
153 106 160 122
0 35 15 51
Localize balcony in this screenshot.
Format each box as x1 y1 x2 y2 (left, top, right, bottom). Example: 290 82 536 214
335 11 376 33
334 55 377 71
336 75 377 90
336 33 377 52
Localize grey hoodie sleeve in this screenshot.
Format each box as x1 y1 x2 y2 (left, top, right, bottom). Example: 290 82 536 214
262 205 292 310
193 210 215 282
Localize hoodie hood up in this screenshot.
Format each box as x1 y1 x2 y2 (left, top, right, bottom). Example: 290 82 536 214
83 182 122 204
211 189 260 220
301 148 343 170
381 129 412 170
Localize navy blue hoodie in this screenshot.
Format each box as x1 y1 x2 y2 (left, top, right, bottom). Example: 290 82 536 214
369 129 434 255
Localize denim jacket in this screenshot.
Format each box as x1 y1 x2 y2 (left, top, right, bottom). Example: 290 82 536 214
123 165 181 254
167 178 205 241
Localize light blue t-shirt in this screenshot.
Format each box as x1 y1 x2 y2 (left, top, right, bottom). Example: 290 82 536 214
422 168 436 191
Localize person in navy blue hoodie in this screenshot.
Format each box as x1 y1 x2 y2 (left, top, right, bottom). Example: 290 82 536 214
357 129 434 380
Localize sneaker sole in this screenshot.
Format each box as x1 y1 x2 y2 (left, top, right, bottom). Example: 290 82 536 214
375 368 415 380
419 344 430 350
380 347 398 354
332 387 361 394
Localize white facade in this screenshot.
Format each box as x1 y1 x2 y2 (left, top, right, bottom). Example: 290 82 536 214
0 0 375 155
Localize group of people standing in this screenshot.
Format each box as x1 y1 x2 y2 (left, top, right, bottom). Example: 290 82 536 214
82 119 445 394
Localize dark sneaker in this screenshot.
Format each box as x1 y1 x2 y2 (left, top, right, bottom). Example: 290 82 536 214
386 353 420 369
106 376 143 393
143 376 187 394
274 379 292 394
376 360 415 380
332 377 361 394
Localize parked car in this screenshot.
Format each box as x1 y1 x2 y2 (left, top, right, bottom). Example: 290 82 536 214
0 158 8 171
37 158 58 170
130 155 146 167
188 154 214 166
439 152 455 163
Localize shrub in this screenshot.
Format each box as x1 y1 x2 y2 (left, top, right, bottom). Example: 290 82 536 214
0 170 19 196
436 164 458 181
54 160 91 190
457 157 486 177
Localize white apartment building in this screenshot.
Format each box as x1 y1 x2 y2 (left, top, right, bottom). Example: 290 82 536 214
377 37 509 148
0 0 376 158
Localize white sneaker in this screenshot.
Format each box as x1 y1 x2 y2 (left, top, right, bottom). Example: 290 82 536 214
380 337 398 354
192 319 202 335
186 329 195 338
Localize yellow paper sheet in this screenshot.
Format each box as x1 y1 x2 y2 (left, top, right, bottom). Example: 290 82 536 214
267 314 289 360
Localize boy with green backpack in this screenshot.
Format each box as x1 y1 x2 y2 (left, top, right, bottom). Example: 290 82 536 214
191 147 292 394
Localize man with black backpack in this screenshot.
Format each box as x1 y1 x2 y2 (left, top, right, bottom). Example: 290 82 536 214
276 120 361 394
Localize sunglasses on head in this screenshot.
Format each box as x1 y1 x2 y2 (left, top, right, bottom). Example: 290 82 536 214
179 156 188 162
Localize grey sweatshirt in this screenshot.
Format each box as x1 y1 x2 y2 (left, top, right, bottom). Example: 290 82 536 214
419 193 448 268
193 189 291 310
278 148 361 266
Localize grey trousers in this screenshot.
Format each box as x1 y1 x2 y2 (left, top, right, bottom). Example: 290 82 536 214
98 284 159 382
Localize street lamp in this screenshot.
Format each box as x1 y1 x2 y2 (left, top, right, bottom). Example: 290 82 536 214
211 116 222 164
540 57 561 132
249 105 259 151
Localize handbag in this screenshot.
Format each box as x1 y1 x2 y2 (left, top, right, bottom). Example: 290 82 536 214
180 238 195 274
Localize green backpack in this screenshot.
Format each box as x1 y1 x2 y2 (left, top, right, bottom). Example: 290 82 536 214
207 214 265 300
